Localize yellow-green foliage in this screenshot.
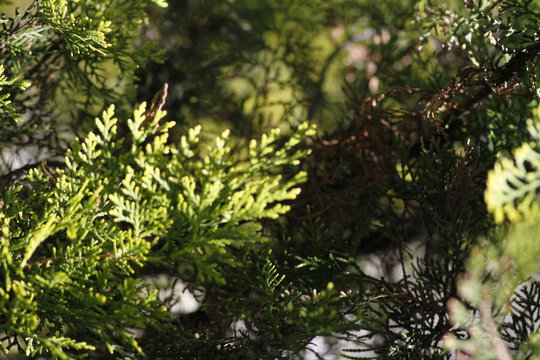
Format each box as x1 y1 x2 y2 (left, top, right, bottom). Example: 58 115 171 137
37 0 167 57
5 0 540 358
0 101 314 358
485 105 540 224
0 64 29 122
446 109 540 359
1 0 167 123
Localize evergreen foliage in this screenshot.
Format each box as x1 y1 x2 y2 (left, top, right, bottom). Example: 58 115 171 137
0 0 165 174
0 98 313 358
1 0 540 359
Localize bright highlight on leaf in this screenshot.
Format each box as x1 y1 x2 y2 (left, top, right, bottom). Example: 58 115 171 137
485 106 540 224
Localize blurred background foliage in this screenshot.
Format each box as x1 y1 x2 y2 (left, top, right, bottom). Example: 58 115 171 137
2 0 540 358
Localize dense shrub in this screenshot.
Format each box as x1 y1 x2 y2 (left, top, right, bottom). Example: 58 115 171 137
1 0 540 359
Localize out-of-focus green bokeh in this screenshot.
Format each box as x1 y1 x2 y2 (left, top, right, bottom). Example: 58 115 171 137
0 0 33 16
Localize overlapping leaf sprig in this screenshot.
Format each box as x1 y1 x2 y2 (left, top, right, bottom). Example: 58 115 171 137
485 105 540 224
0 100 314 358
443 105 540 359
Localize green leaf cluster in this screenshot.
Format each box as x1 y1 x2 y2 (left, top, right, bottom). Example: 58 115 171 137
0 64 29 123
0 97 313 357
485 105 540 224
4 0 540 358
0 0 167 166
